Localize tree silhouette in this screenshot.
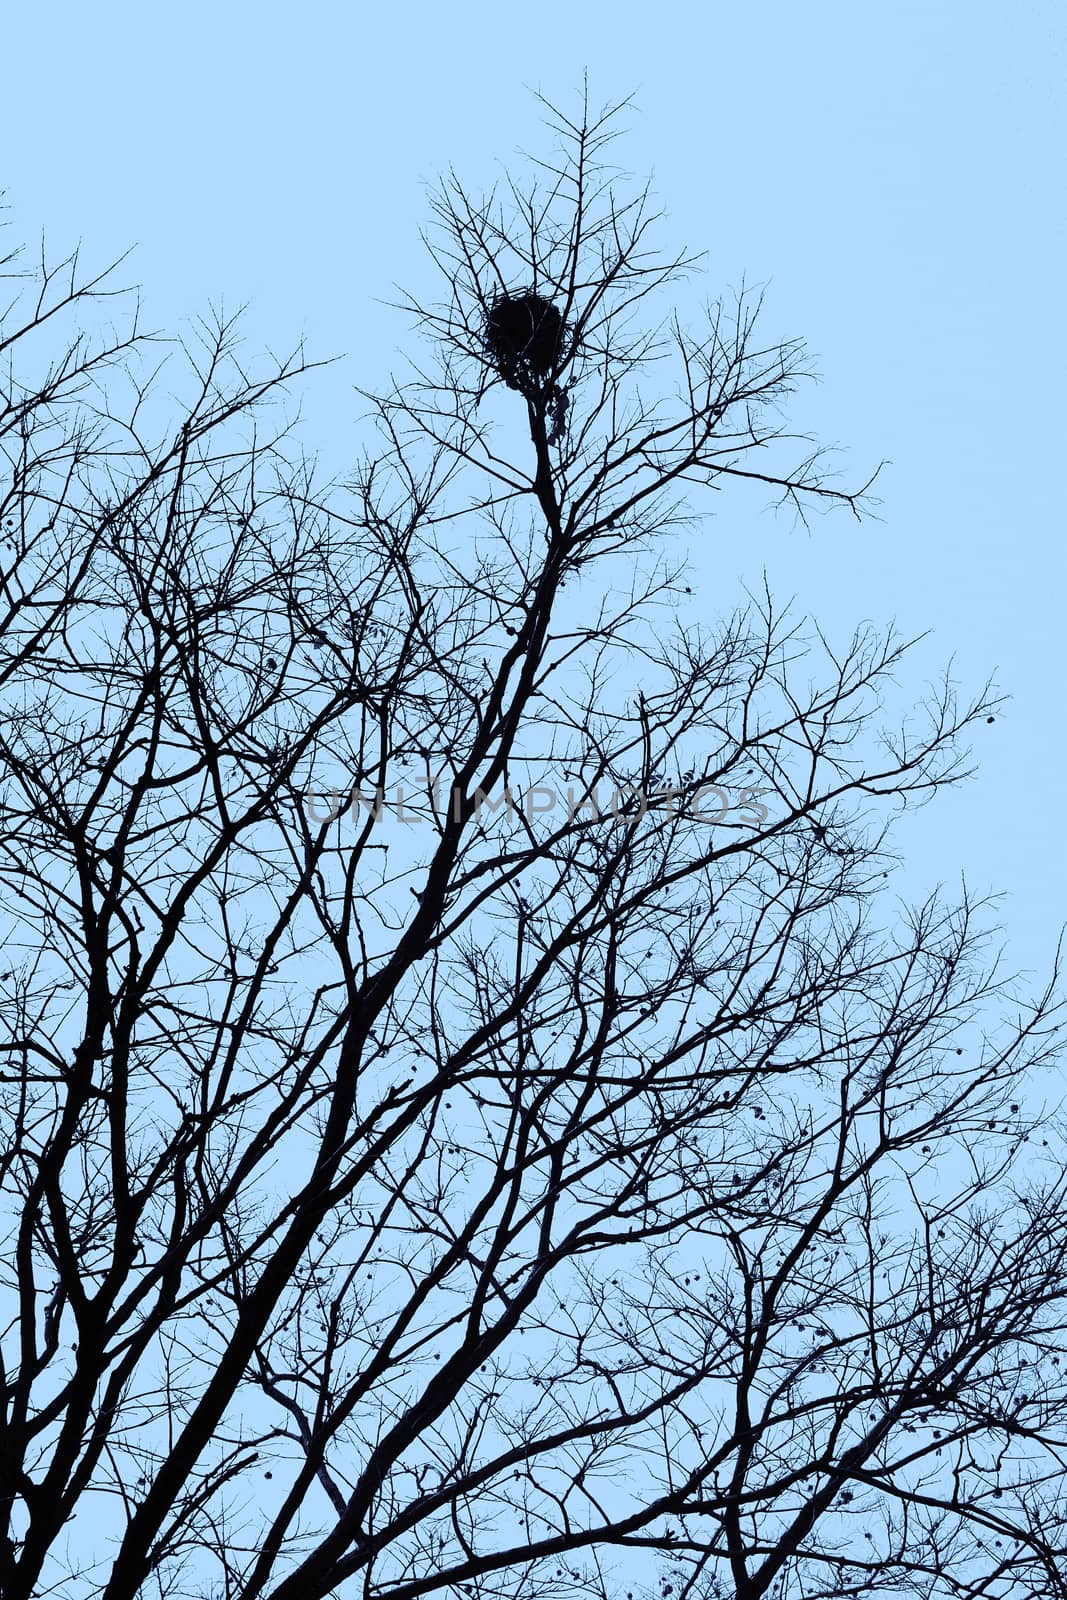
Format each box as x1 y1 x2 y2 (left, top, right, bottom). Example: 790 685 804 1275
1 93 1065 1600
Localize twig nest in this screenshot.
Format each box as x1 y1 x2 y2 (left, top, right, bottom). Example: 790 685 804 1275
484 291 565 393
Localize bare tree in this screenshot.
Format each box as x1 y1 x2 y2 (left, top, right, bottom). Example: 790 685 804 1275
1 95 1065 1600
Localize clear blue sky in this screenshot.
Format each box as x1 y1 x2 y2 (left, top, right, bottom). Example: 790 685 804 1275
5 0 1065 984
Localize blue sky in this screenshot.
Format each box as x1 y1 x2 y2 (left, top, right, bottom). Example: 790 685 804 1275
4 0 1064 985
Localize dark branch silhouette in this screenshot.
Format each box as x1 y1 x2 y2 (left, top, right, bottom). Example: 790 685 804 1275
0 92 1064 1600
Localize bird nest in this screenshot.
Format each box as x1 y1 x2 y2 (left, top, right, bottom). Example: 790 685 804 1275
483 291 566 394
